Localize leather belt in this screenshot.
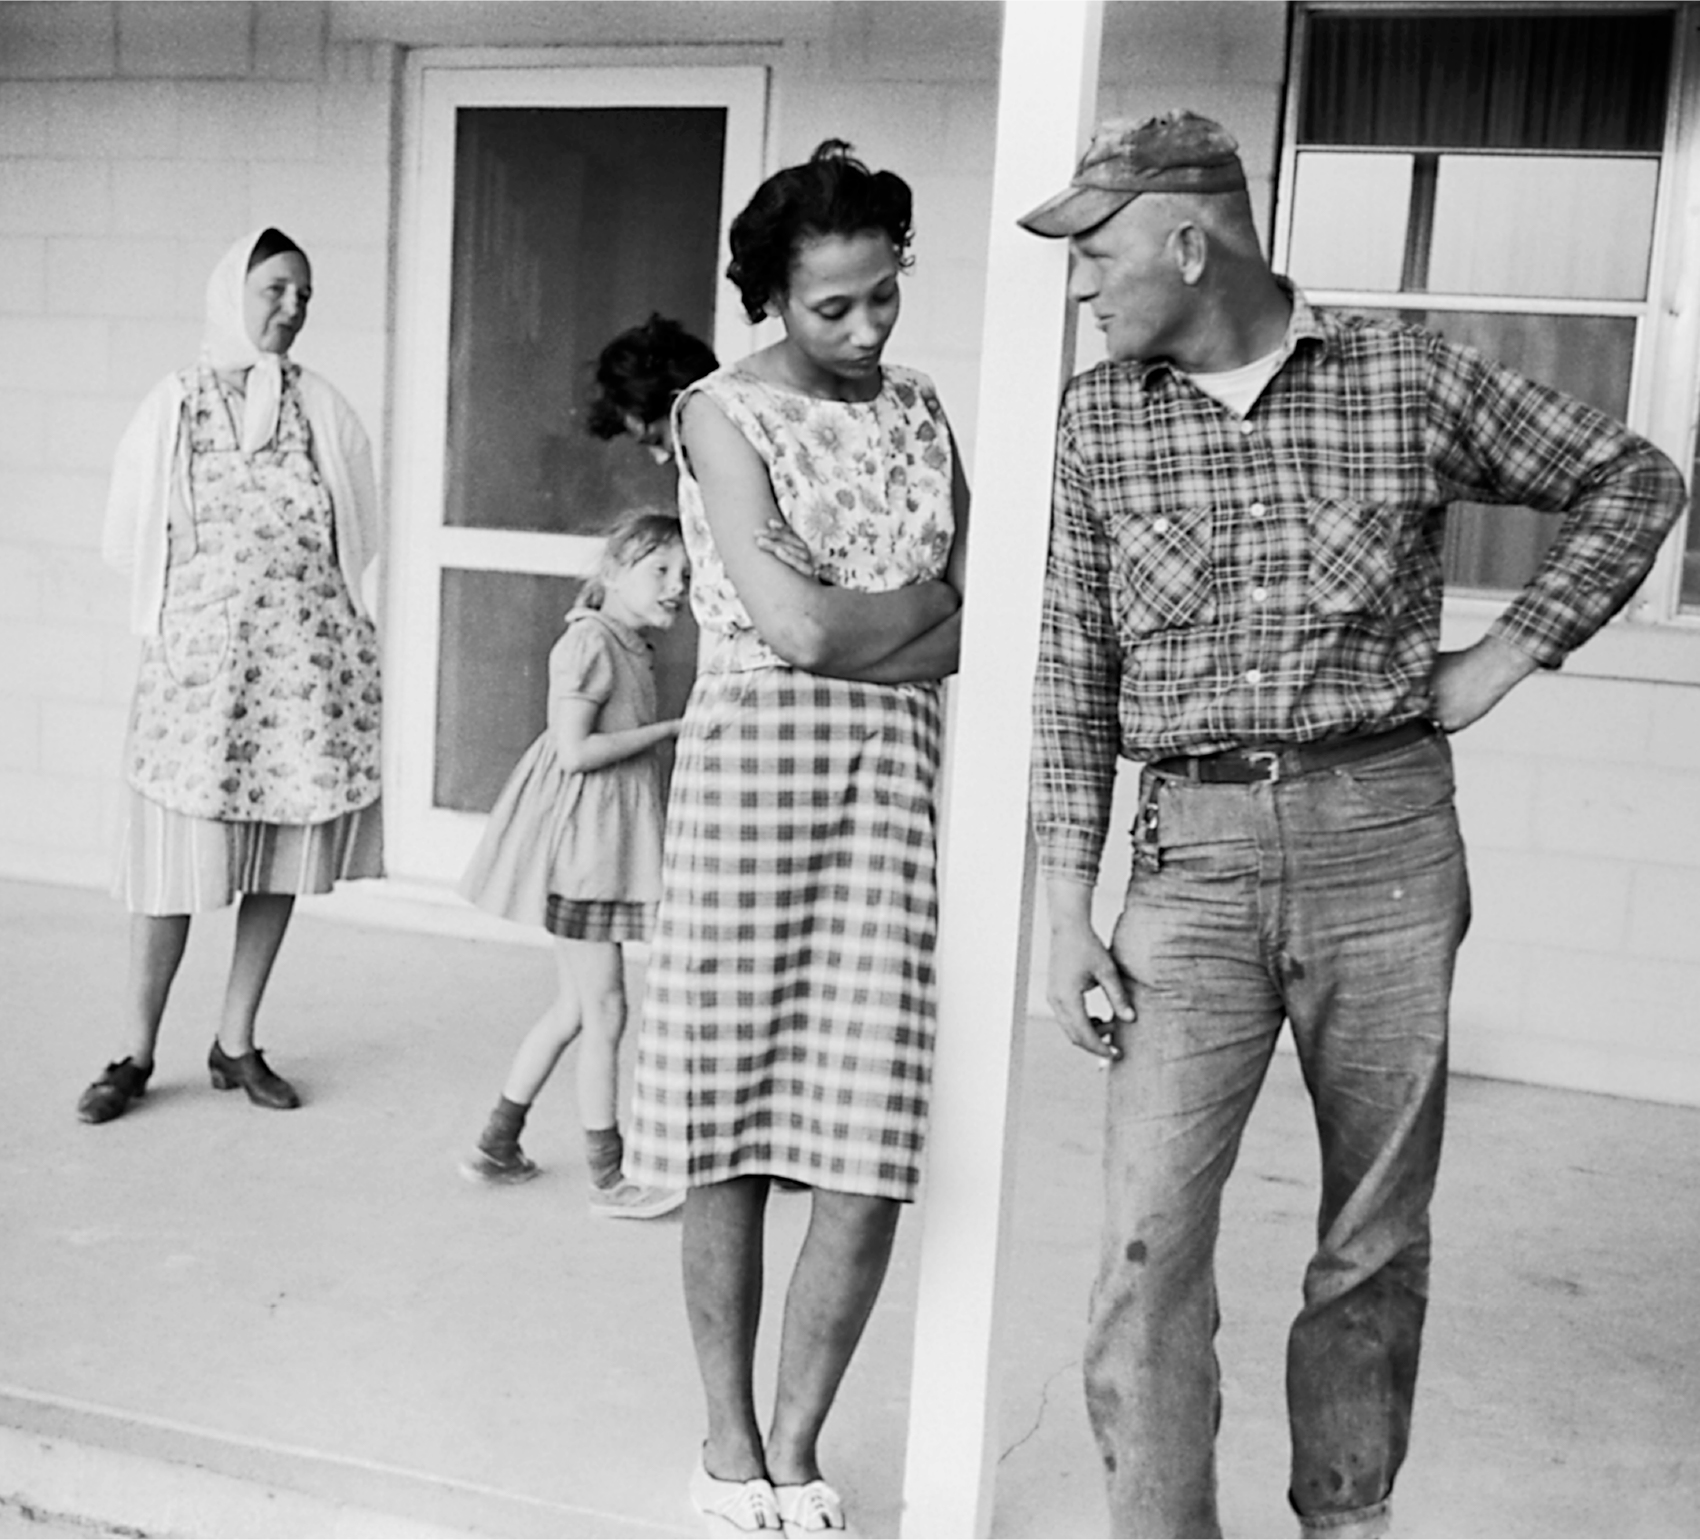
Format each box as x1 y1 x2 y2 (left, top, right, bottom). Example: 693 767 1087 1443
1150 720 1435 785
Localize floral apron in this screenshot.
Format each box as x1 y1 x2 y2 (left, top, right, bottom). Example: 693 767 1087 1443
125 364 382 825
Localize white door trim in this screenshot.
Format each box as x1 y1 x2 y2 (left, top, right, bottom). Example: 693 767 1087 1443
385 59 768 885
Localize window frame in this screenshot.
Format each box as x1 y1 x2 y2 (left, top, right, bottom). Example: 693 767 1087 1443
1272 2 1700 641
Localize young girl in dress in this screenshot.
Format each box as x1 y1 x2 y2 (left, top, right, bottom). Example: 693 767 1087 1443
459 509 689 1220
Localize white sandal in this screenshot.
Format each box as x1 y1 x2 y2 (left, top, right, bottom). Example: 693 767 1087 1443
690 1456 782 1534
775 1478 847 1536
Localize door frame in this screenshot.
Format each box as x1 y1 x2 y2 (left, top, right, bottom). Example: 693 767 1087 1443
387 56 768 884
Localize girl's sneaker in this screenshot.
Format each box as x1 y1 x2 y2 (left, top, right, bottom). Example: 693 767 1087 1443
459 1140 540 1185
588 1177 685 1219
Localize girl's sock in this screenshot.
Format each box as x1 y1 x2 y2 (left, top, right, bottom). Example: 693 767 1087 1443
584 1125 624 1189
480 1096 529 1152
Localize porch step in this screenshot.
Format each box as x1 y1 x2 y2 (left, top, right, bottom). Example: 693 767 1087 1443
0 1387 687 1539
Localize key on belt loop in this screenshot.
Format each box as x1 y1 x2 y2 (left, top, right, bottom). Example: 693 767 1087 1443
1244 749 1282 783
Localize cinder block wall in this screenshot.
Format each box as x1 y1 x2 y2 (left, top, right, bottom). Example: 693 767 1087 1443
0 1 396 886
770 2 1002 447
1449 672 1700 1104
6 0 1696 1106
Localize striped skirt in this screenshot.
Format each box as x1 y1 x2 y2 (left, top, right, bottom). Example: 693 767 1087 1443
115 791 385 916
628 669 943 1202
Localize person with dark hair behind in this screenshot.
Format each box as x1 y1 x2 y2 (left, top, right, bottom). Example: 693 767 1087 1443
587 313 719 465
628 140 969 1537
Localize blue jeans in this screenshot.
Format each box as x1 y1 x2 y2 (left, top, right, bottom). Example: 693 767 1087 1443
1084 734 1469 1539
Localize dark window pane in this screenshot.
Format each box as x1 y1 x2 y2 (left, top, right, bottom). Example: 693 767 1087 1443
436 570 583 813
435 568 698 814
1343 308 1635 592
1302 12 1671 152
445 106 725 534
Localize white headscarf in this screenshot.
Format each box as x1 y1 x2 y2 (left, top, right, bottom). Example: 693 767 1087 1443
106 229 380 637
201 227 300 455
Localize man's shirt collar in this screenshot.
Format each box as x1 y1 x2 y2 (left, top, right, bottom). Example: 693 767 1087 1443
1128 277 1325 388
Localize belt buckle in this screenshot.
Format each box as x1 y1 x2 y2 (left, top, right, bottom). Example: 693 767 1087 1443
1244 749 1282 783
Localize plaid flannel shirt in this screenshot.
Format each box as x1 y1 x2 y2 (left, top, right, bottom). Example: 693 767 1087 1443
1032 285 1687 885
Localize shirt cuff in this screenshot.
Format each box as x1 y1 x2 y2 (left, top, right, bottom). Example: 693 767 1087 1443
1486 607 1569 671
1033 823 1106 887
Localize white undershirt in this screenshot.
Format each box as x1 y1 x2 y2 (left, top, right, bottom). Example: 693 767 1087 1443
1184 342 1287 418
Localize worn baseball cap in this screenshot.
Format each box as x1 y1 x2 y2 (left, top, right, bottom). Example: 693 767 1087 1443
1017 110 1246 238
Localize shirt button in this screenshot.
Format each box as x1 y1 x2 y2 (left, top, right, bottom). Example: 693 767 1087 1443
1251 586 1268 602
1152 517 1171 533
1249 501 1267 518
1245 668 1263 685
1239 421 1255 436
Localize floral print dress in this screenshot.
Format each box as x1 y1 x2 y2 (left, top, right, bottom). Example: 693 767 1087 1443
674 365 956 673
630 364 959 1201
125 363 382 827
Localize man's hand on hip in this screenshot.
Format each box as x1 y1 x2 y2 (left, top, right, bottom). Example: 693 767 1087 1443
1428 634 1540 733
1045 878 1132 1062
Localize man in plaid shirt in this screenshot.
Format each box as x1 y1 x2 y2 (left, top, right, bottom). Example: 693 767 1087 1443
1018 112 1684 1540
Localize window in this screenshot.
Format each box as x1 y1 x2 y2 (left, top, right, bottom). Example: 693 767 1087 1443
1277 9 1682 599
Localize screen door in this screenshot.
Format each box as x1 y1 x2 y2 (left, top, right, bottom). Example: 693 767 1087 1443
390 65 766 882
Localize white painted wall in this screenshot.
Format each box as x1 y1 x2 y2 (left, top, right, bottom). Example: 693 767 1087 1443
1448 668 1700 1104
3 0 1697 1107
0 1 396 886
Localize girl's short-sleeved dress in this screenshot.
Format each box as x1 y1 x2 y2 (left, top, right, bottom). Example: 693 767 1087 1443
628 364 957 1202
459 607 667 943
117 363 383 915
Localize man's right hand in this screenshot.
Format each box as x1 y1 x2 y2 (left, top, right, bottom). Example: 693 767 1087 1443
1045 880 1134 1062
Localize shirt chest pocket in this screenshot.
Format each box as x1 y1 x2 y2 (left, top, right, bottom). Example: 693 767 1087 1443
1306 498 1401 625
1109 508 1217 639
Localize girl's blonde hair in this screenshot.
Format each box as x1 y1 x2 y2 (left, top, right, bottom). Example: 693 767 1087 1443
579 507 686 610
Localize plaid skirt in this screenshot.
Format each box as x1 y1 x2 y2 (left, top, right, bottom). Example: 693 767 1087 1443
628 669 943 1201
544 895 654 942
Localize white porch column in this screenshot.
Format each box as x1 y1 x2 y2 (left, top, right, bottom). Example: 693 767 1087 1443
900 4 1102 1537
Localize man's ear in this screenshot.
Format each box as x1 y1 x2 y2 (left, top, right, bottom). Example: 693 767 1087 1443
1171 222 1208 286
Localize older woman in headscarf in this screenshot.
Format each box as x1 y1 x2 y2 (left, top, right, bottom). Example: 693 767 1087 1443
78 227 384 1125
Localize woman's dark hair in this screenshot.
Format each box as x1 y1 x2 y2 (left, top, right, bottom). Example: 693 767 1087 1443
248 227 304 271
725 140 914 324
586 315 719 440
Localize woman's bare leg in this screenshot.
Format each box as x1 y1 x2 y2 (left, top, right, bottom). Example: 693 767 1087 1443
214 893 293 1056
123 913 190 1067
684 1176 773 1480
765 1189 902 1485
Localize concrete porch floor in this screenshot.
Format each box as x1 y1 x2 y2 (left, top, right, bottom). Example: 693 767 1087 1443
1 876 1697 1539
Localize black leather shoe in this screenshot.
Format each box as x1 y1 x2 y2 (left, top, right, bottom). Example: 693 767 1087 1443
77 1057 153 1124
208 1042 301 1110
